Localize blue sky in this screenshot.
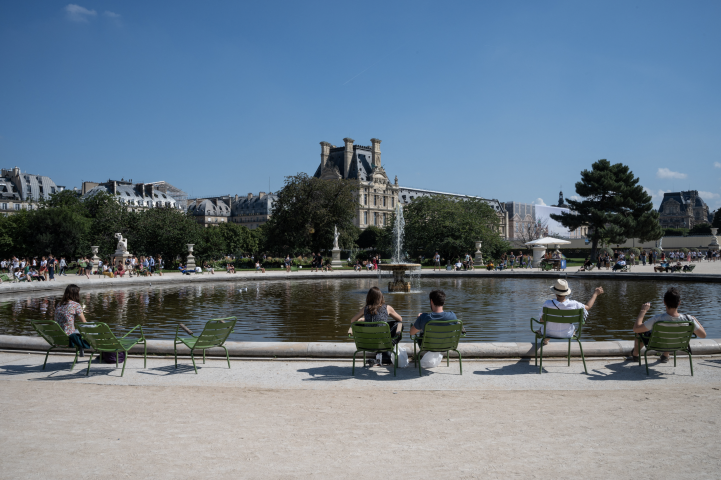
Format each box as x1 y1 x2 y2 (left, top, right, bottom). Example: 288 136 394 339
1 1 720 210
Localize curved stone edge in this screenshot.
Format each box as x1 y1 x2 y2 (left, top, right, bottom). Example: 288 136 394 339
2 335 719 358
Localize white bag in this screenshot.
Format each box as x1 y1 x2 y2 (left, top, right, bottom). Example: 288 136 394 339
421 351 443 368
391 347 409 368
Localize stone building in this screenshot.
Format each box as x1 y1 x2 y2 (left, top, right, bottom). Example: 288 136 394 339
188 192 276 229
658 190 713 229
505 202 536 240
313 138 398 229
82 179 183 211
0 166 65 216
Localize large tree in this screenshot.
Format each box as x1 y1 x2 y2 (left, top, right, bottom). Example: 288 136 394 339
712 209 721 229
550 159 662 261
264 173 359 254
402 195 508 262
129 207 200 260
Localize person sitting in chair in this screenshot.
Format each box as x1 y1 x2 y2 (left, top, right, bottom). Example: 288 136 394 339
409 289 458 344
535 280 604 345
627 287 706 362
579 256 593 271
348 286 404 366
612 259 627 272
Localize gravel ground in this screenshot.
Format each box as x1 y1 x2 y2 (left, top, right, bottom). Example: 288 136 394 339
1 352 720 479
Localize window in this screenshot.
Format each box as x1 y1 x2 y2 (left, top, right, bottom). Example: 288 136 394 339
363 211 368 224
14 204 20 211
1 203 6 210
391 197 394 208
363 194 367 205
374 195 377 206
374 212 378 226
383 213 387 225
126 192 131 196
383 196 386 207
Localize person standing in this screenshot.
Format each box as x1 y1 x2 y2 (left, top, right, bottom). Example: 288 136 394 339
433 251 441 271
47 255 56 281
58 256 67 276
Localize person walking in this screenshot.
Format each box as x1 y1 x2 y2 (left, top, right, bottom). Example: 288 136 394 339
58 256 67 276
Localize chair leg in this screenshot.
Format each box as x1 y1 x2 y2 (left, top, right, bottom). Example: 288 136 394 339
174 341 178 369
447 350 450 367
223 346 230 369
352 351 357 376
121 351 128 377
71 348 79 371
456 349 463 375
144 340 147 369
673 351 677 367
85 352 94 376
191 350 198 374
567 339 571 366
577 339 587 374
203 349 206 364
393 345 397 377
538 340 544 374
688 352 693 376
43 346 53 370
644 350 650 376
116 351 119 368
534 337 538 366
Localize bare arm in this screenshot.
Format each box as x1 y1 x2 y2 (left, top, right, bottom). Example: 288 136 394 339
585 286 604 310
633 302 651 333
347 308 365 334
77 311 87 324
386 305 403 323
690 316 707 338
409 313 421 335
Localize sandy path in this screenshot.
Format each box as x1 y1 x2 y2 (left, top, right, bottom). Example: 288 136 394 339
1 379 720 479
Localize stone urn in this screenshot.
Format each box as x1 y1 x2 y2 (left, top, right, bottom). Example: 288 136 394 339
710 228 719 250
90 246 100 273
186 244 196 270
474 240 483 266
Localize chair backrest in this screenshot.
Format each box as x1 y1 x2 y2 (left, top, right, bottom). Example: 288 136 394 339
194 318 237 349
77 323 122 351
31 320 70 347
542 307 585 325
351 321 394 352
647 321 695 352
420 319 463 352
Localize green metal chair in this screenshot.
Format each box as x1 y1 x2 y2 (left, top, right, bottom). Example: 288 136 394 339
30 319 83 371
174 318 237 374
76 322 146 376
350 321 400 376
412 319 465 376
636 321 695 376
0 273 13 282
530 308 587 374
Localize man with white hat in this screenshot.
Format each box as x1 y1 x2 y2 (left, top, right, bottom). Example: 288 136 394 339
536 279 604 345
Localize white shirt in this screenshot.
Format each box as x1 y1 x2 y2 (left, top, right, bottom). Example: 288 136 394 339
643 313 701 331
538 299 588 338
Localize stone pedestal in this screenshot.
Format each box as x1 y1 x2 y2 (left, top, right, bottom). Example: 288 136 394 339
474 241 483 266
110 252 131 270
186 244 196 270
90 246 100 273
331 248 342 268
710 228 719 251
532 245 547 268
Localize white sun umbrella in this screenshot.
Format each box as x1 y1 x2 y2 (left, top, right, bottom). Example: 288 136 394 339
524 237 572 247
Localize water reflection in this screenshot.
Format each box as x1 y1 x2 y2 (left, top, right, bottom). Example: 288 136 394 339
0 278 718 342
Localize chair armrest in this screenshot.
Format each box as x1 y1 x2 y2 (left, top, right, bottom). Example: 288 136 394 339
121 325 140 338
530 317 542 332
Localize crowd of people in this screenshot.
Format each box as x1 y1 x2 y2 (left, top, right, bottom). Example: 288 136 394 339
0 255 165 283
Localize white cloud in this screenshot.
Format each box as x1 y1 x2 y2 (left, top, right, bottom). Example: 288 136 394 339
644 187 670 207
714 162 721 168
533 198 546 206
569 195 581 202
656 167 687 179
698 191 720 200
103 11 121 18
65 4 96 22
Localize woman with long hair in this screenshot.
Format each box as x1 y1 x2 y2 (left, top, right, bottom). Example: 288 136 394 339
348 286 403 365
55 284 90 356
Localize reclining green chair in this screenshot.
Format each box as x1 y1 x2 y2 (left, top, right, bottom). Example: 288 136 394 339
31 319 84 371
350 321 400 376
76 322 146 376
530 308 587 374
635 321 695 376
411 319 465 376
174 317 237 374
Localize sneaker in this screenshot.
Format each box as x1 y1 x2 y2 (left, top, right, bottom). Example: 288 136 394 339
625 355 639 362
659 355 670 363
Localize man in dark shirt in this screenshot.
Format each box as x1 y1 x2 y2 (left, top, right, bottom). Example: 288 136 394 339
410 290 457 340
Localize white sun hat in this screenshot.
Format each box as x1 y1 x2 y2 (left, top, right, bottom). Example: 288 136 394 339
550 278 572 296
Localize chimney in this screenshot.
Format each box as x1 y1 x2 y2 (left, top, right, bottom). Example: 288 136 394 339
247 193 253 200
320 141 331 174
112 181 117 195
343 137 354 178
259 192 266 199
371 138 382 167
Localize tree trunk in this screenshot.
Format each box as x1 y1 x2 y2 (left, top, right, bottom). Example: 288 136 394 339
590 238 599 262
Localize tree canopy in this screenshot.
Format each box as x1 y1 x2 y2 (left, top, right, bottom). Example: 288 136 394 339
400 195 508 262
264 173 359 254
550 159 662 260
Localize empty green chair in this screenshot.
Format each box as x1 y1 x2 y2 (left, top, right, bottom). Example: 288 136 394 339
173 318 237 374
637 321 695 376
350 321 399 376
76 322 146 376
412 319 464 376
31 319 83 371
530 308 587 374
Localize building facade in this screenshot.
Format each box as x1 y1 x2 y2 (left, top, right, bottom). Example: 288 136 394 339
82 179 183 211
658 190 712 229
313 138 398 229
188 192 276 229
505 202 536 240
0 166 65 216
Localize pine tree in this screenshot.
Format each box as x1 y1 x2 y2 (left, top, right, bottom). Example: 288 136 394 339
550 159 663 260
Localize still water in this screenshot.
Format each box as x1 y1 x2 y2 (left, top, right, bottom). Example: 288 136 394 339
1 278 718 342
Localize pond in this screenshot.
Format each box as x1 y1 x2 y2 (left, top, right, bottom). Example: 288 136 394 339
1 277 718 342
